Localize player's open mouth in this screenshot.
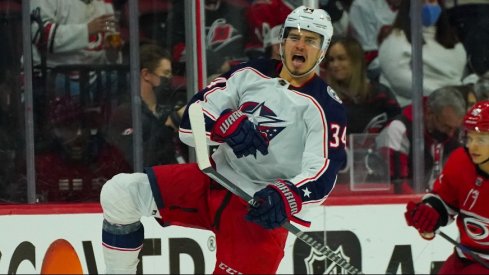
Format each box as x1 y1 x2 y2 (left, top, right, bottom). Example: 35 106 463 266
292 55 305 66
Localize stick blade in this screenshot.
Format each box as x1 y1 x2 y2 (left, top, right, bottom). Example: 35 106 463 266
188 103 212 170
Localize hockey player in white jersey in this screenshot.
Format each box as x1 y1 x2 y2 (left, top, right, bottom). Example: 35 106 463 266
100 6 347 274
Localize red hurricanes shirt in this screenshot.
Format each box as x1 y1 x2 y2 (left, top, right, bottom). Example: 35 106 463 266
428 147 489 260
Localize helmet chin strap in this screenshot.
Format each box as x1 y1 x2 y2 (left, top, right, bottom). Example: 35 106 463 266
279 44 325 79
478 156 489 166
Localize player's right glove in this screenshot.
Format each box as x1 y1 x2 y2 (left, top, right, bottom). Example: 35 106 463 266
211 109 269 158
405 201 440 239
246 180 310 229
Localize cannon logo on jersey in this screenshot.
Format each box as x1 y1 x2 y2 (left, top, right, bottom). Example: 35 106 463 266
240 101 286 141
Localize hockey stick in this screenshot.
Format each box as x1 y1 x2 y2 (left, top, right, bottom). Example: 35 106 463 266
437 231 489 269
188 103 364 275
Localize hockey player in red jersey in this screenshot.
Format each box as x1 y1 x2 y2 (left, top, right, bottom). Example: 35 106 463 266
404 100 489 274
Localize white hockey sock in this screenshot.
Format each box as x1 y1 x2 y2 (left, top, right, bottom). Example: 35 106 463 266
103 246 141 274
102 220 144 274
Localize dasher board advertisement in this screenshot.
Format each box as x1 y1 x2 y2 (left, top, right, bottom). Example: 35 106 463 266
0 204 456 274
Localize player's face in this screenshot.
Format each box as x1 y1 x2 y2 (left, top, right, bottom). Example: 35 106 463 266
326 42 352 82
281 29 323 77
466 130 489 164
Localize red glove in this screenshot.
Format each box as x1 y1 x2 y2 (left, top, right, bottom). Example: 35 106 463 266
405 201 440 235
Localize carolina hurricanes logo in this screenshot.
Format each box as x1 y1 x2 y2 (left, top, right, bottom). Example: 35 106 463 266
206 18 242 52
239 101 285 141
460 211 489 245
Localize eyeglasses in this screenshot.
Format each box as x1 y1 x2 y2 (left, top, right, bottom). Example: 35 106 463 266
286 34 321 49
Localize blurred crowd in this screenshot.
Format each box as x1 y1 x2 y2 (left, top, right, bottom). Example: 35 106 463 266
0 0 489 202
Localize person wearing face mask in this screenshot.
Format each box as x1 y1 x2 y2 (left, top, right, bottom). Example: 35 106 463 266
349 0 401 81
376 86 466 194
404 100 489 274
378 0 467 107
107 43 186 167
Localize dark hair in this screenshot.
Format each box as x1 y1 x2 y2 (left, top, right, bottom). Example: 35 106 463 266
139 44 172 72
475 72 489 100
391 0 458 48
449 84 477 110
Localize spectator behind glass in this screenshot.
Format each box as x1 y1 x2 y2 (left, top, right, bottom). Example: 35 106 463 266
376 86 466 194
35 96 131 202
349 0 401 81
475 72 489 102
451 84 478 112
325 37 401 134
246 0 349 59
263 24 282 60
29 0 122 97
446 0 489 78
167 0 248 78
379 0 467 107
107 44 186 167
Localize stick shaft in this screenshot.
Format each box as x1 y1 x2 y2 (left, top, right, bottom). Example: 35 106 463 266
188 103 363 275
438 231 489 269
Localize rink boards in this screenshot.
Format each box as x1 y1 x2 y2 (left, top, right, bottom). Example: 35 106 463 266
0 199 457 274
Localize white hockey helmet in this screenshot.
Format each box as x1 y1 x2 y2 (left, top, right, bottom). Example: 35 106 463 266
280 5 333 51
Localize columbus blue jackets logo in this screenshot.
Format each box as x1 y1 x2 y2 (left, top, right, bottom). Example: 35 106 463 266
240 101 285 141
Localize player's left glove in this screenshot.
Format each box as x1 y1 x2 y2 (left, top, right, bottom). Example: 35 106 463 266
405 201 440 240
246 180 310 229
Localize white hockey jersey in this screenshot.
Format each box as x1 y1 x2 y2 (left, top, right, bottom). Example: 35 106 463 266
179 59 347 221
30 0 113 68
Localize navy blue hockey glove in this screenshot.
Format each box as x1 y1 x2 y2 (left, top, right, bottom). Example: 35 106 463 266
246 180 310 229
211 109 269 158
